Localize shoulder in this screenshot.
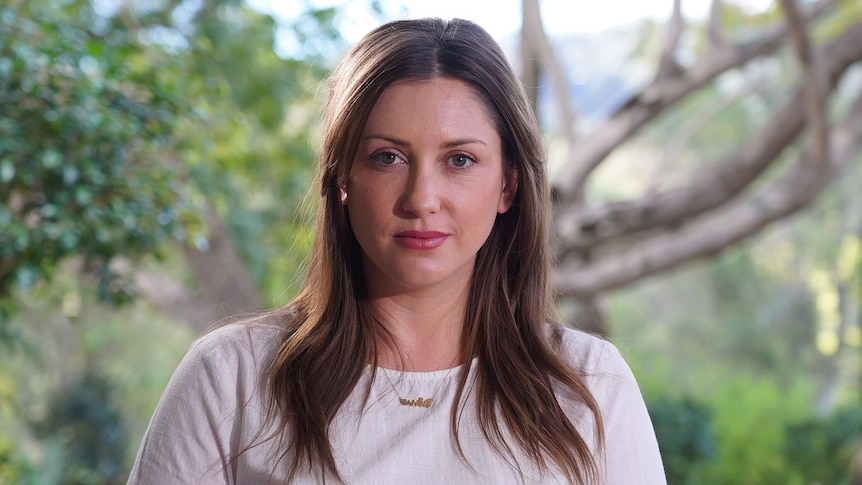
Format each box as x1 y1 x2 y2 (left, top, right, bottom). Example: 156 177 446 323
127 314 286 483
155 314 285 402
547 322 628 378
162 319 280 388
151 315 286 413
546 322 643 413
191 317 283 364
547 323 668 483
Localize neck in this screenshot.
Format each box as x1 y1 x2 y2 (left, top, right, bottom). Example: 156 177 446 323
370 285 468 372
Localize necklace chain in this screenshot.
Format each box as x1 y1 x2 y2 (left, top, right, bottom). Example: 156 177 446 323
380 367 455 409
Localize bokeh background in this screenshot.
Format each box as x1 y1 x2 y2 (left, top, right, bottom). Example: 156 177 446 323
2 0 861 483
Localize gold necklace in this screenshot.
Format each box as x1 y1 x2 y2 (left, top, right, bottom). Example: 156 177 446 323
380 366 455 409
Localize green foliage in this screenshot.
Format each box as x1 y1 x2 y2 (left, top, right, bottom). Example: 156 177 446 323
177 2 331 130
643 384 862 485
29 369 128 484
648 396 717 484
0 1 188 305
0 0 339 477
614 236 858 484
698 374 811 483
611 247 825 483
118 0 338 305
707 251 820 380
812 0 862 42
0 266 198 481
784 406 862 484
629 350 816 484
0 0 341 333
0 437 36 484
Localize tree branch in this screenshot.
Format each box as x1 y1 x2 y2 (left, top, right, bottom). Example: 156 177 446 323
551 0 839 203
520 0 541 113
657 0 685 79
520 0 577 141
554 21 862 252
708 0 725 47
553 88 862 297
780 0 830 166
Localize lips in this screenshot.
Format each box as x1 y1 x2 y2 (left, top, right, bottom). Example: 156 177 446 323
394 230 448 250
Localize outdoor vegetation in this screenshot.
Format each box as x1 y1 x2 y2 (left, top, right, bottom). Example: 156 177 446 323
1 0 861 483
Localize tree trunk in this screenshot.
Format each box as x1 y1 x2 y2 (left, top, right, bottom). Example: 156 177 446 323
135 208 261 330
561 296 610 337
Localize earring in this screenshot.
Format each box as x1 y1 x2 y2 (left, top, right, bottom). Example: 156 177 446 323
339 186 348 204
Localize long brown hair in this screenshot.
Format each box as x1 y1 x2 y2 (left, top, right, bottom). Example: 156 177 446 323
264 17 604 483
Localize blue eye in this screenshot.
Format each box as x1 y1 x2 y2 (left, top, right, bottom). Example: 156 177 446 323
449 154 475 169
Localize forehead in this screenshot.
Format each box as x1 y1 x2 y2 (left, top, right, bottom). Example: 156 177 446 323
363 78 499 136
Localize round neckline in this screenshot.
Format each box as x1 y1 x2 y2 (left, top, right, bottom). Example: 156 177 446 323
367 357 478 380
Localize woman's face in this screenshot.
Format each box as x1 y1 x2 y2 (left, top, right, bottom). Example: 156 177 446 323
345 77 516 297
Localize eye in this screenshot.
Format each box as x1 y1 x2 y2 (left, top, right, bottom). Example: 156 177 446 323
370 151 405 166
449 154 476 169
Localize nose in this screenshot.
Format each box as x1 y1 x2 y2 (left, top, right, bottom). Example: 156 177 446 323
399 164 440 217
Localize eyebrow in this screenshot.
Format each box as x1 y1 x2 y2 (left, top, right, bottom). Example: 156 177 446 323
363 135 487 149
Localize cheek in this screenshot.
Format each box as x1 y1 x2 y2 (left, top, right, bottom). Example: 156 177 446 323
346 186 392 237
350 184 386 211
461 189 505 230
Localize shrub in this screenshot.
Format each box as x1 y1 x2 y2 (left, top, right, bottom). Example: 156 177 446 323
784 405 862 484
649 396 717 484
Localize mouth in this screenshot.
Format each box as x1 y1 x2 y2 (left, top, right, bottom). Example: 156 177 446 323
394 230 448 250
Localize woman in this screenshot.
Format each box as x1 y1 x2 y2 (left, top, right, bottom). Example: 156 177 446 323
129 17 665 484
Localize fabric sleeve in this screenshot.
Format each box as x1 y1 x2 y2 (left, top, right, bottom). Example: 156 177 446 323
592 340 667 485
127 328 248 485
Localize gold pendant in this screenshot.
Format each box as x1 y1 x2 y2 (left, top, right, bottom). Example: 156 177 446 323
399 397 434 408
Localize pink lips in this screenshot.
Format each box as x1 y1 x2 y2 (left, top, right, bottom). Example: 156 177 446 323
394 230 448 250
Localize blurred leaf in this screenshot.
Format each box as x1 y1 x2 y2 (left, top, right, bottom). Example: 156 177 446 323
0 1 190 307
649 396 717 484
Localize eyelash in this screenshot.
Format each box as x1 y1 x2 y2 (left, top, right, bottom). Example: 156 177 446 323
370 151 404 166
448 153 476 170
368 151 477 170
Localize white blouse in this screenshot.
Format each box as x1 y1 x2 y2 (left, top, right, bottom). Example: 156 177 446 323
128 323 666 484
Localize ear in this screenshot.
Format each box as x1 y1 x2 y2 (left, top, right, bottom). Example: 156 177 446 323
497 167 518 214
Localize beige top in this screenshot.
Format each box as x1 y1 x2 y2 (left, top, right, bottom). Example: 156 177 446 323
128 323 666 484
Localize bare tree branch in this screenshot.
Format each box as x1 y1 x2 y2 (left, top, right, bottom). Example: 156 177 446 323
551 0 839 203
553 88 862 297
554 21 862 252
781 0 830 166
520 0 577 142
708 0 725 47
657 0 685 79
520 0 541 113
